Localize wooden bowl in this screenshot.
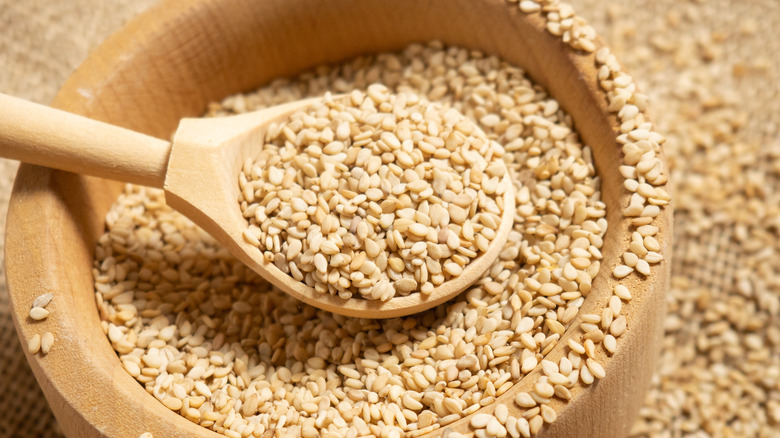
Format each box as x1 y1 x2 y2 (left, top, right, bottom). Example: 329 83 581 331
5 0 671 436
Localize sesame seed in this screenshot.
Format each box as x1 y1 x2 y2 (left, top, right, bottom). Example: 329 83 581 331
471 413 493 428
540 404 557 423
585 358 606 380
33 293 54 309
612 265 634 278
514 392 537 408
610 316 628 337
29 307 50 321
635 259 651 276
604 335 617 354
40 332 54 355
27 334 41 354
614 284 632 301
519 1 541 13
568 339 587 356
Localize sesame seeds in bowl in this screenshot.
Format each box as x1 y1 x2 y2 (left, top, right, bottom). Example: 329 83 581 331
93 32 668 435
6 1 670 437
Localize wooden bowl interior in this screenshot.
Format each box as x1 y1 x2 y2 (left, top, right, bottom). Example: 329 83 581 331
6 0 668 437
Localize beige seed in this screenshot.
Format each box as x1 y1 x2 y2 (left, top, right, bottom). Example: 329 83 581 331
540 404 557 423
586 358 606 379
534 381 555 398
33 293 54 309
365 239 381 258
521 356 538 373
446 231 461 250
448 204 468 224
408 223 429 237
313 253 327 272
494 403 509 424
546 319 565 335
395 278 418 293
457 355 478 369
162 397 183 411
471 413 493 428
612 265 633 278
29 306 50 321
27 334 41 354
614 284 632 301
402 393 423 411
519 1 541 13
539 283 563 296
645 251 664 264
516 417 531 438
610 316 627 337
567 338 586 355
604 335 617 354
580 365 595 385
388 257 405 272
623 252 639 267
554 384 572 401
123 361 140 377
514 392 537 408
643 236 661 252
635 259 651 276
40 332 54 354
443 262 463 277
486 417 507 436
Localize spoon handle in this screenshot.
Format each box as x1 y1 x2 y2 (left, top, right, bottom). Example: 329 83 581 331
0 93 171 187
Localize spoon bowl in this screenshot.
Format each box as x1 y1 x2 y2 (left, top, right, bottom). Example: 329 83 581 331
0 92 514 318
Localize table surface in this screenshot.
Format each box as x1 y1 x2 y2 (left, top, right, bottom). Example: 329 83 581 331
1 0 778 436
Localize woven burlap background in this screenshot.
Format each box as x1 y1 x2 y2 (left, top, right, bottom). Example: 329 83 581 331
1 0 778 436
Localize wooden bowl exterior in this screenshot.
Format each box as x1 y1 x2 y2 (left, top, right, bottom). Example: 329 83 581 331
5 0 671 437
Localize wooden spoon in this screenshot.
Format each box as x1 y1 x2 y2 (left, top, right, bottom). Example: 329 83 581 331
0 92 515 318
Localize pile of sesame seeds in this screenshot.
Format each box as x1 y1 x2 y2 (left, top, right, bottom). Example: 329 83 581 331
238 87 509 301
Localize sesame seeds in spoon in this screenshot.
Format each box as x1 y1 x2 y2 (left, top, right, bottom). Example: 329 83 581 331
238 86 515 317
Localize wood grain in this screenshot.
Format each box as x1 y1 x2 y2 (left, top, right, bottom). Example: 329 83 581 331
4 0 671 436
0 93 171 187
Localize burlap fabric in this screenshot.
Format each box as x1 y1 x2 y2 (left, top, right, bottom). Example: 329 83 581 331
1 0 778 436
